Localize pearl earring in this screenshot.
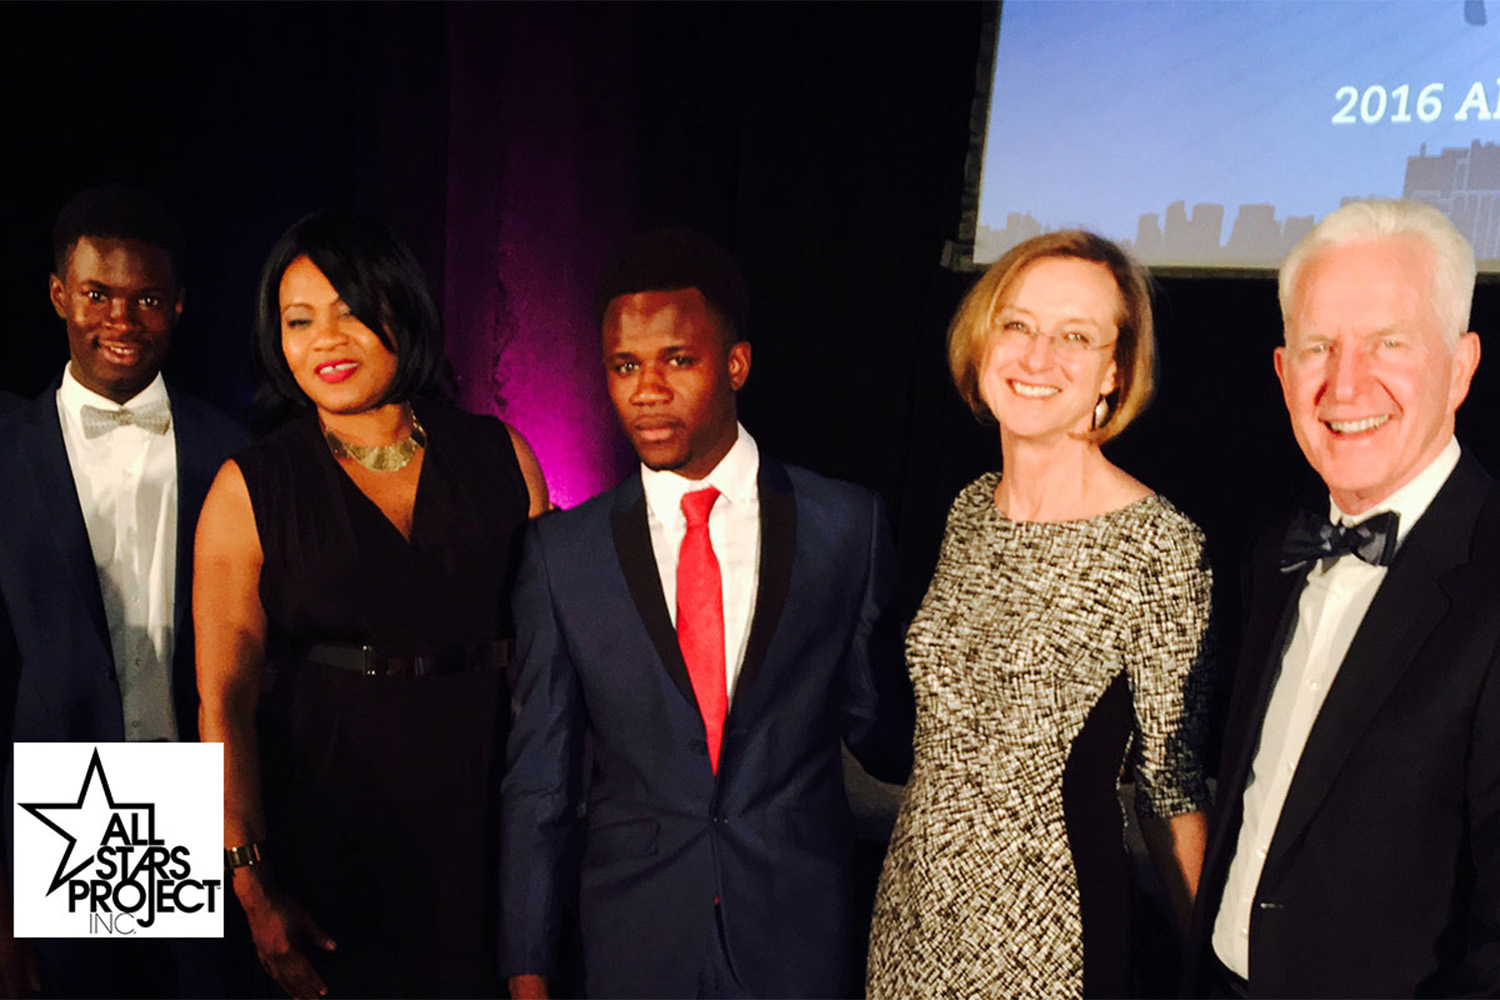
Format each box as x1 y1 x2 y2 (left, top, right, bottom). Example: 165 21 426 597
1093 395 1111 430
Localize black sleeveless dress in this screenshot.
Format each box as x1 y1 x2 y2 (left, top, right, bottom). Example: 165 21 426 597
235 400 530 998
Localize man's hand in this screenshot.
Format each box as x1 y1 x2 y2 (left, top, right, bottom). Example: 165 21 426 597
509 973 550 999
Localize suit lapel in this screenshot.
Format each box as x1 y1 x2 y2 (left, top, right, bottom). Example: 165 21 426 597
1221 543 1306 799
610 478 698 710
1202 535 1306 893
732 458 795 704
169 391 214 642
168 389 226 730
607 458 799 714
1264 456 1483 876
16 388 110 650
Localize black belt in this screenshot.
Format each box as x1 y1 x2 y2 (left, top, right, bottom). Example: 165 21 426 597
304 638 514 677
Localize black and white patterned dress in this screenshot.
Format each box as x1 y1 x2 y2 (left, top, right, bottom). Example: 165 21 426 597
866 473 1213 999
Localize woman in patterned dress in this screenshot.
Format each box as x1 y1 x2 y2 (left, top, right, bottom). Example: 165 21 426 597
866 231 1213 999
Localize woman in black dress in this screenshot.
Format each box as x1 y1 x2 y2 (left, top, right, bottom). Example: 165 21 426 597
195 212 547 999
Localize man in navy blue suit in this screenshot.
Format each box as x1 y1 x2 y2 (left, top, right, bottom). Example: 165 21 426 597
0 186 248 997
501 231 913 999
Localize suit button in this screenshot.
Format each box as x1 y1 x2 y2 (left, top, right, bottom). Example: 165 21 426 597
688 740 708 755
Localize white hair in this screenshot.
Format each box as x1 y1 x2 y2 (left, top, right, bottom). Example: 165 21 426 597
1278 198 1476 346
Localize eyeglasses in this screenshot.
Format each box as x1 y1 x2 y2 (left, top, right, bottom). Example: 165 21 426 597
991 318 1116 357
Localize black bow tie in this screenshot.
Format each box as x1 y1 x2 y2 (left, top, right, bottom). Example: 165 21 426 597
1279 509 1400 574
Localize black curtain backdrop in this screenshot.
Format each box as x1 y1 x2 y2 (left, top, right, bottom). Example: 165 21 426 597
9 0 1500 754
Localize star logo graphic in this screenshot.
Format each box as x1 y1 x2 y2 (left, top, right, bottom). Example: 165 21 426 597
20 748 156 895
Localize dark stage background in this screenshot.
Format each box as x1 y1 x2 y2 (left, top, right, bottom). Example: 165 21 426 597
8 0 1500 834
11 0 1500 716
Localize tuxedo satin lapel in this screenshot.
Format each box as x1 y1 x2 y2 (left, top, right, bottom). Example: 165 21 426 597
1222 555 1306 798
732 458 795 704
1263 457 1482 879
17 395 110 649
170 394 213 642
610 480 698 710
1204 543 1306 885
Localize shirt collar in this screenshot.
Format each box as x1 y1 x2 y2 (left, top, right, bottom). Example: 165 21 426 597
58 364 169 419
1328 436 1460 548
641 423 759 526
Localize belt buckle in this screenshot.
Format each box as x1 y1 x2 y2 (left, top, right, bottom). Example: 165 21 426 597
360 645 380 677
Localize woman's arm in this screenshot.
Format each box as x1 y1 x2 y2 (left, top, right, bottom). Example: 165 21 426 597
195 460 334 999
1140 808 1208 936
507 425 551 517
1130 514 1216 936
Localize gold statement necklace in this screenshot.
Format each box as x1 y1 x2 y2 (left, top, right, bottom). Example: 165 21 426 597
323 407 428 473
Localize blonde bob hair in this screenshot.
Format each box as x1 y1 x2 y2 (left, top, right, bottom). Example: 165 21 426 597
947 230 1155 444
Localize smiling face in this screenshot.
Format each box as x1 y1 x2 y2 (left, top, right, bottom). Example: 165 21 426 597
50 236 181 404
278 255 399 415
977 256 1120 443
603 287 750 480
1276 235 1479 515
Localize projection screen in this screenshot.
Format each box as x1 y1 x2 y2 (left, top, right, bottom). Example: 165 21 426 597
974 0 1500 272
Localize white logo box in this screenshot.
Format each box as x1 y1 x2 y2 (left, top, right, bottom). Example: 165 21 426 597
13 743 223 938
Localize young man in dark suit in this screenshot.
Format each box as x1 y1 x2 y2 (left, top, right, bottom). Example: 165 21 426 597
1189 199 1500 997
0 186 249 997
500 231 913 999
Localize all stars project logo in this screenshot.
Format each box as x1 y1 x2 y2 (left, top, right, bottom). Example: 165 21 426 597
13 743 223 938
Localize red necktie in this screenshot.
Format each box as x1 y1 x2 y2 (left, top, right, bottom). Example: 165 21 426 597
677 487 727 772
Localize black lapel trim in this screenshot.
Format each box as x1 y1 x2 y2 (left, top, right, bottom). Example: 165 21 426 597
1263 454 1485 878
169 389 215 646
610 479 698 710
1221 540 1306 798
17 386 110 650
1202 532 1305 889
732 458 795 703
168 389 229 727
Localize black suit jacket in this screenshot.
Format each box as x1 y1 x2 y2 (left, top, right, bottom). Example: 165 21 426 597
500 457 913 999
1190 452 1500 997
0 377 249 846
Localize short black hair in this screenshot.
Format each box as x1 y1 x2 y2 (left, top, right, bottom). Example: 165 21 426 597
51 185 186 285
253 211 451 419
594 228 750 343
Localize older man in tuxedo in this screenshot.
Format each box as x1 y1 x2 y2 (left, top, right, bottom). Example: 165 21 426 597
1189 199 1500 996
500 231 913 999
0 186 248 997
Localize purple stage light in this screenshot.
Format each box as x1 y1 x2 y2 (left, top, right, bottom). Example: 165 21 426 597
441 4 637 509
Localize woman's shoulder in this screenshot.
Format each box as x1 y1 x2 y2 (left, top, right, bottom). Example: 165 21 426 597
415 399 529 488
1137 493 1207 546
1123 494 1211 585
414 398 510 443
233 409 319 473
949 471 1003 517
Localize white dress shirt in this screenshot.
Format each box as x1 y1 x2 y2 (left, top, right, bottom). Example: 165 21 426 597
56 366 180 742
641 423 761 700
1212 436 1461 978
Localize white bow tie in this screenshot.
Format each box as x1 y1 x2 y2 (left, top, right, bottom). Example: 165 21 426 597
79 401 172 438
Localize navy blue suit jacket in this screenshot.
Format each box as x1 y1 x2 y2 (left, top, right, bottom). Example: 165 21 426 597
500 457 912 999
0 378 249 845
